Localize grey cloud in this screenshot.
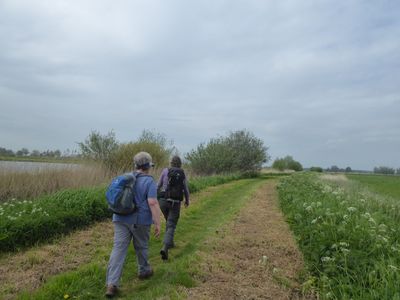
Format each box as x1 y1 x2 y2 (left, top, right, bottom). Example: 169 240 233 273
1 0 399 170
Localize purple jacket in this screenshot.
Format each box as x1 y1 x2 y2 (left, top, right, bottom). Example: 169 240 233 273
157 168 190 202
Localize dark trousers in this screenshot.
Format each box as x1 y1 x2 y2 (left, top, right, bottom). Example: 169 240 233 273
158 198 181 247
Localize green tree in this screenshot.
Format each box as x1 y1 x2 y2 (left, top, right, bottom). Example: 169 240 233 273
272 158 286 171
78 130 119 167
329 165 340 172
0 147 15 156
30 150 40 157
186 129 269 175
16 148 29 156
110 130 175 172
373 166 395 175
272 156 303 171
310 166 323 172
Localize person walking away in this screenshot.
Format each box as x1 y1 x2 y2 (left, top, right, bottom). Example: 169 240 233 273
157 155 190 260
105 152 161 298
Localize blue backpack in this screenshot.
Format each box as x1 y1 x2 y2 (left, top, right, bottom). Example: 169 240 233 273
106 172 139 215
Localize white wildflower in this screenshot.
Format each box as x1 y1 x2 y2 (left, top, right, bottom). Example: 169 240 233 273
377 235 388 243
347 207 357 213
321 257 334 262
305 206 312 212
378 224 387 233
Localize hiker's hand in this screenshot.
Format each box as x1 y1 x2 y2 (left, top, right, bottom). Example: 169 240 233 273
154 224 160 238
184 201 189 208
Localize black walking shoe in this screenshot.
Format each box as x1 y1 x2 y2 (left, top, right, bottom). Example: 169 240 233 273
138 269 153 280
160 245 168 260
105 285 118 298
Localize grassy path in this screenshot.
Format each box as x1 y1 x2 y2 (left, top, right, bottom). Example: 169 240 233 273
188 180 311 299
14 178 266 299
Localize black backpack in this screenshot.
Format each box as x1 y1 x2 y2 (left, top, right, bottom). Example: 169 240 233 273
166 167 185 201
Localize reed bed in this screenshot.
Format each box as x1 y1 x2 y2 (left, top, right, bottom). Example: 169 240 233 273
0 164 111 203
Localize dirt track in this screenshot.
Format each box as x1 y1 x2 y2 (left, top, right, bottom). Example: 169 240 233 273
187 180 311 299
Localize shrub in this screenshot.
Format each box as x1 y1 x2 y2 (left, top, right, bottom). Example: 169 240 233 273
309 167 323 172
79 130 175 173
272 156 303 171
78 130 119 170
186 130 269 175
374 166 395 175
110 141 172 173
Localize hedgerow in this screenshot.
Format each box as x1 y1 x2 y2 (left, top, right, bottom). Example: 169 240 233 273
0 188 108 251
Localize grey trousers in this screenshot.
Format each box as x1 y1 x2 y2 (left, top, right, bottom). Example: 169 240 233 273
106 222 151 286
159 198 181 247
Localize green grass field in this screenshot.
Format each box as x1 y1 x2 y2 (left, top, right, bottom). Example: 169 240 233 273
347 174 400 199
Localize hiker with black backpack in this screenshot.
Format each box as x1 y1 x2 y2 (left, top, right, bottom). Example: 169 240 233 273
157 155 190 260
105 152 161 298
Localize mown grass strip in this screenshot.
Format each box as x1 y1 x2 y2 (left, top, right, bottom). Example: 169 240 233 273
278 173 400 300
0 174 248 252
18 178 266 300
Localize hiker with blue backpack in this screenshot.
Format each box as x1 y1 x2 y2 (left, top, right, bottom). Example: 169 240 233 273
105 152 161 298
157 155 190 260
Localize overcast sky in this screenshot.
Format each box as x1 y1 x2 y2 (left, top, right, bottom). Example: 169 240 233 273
1 1 399 170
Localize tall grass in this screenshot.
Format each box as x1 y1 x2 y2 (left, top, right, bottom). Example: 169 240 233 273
0 164 111 203
278 173 400 299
